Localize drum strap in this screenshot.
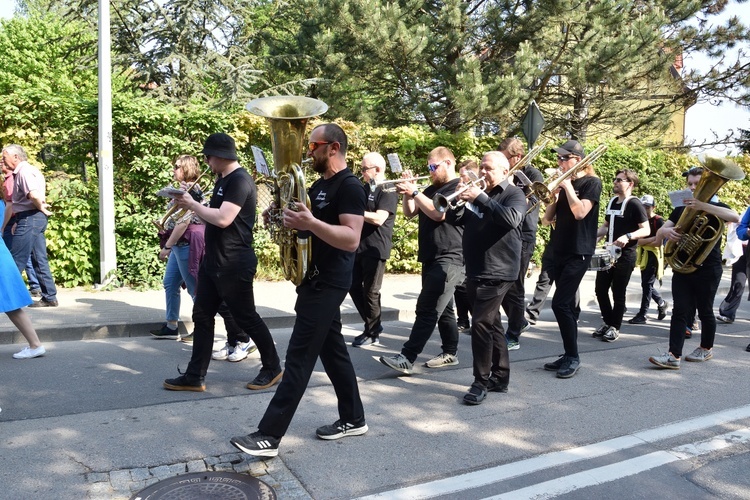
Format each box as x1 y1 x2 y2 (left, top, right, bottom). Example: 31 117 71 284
605 196 635 244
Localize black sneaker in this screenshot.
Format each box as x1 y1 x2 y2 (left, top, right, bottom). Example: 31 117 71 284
544 355 566 371
556 356 581 379
28 298 58 308
163 374 205 392
463 382 487 405
628 315 647 324
657 301 668 320
150 324 179 340
316 417 368 440
352 333 381 348
487 375 508 393
30 289 42 298
592 324 609 338
230 431 281 458
247 367 283 390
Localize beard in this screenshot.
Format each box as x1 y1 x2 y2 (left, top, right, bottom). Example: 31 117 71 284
312 155 328 174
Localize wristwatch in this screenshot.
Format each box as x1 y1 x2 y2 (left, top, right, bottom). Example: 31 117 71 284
411 189 419 198
626 233 632 241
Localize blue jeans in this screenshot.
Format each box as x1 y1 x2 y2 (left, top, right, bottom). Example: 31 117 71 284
163 245 195 322
10 211 56 301
3 217 40 291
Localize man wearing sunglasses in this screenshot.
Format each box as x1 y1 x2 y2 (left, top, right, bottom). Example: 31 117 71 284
542 140 602 379
379 147 465 375
232 123 368 458
350 152 398 347
592 169 650 342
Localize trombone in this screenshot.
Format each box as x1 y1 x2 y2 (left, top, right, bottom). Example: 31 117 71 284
433 172 486 213
153 166 213 231
369 175 431 193
508 139 550 176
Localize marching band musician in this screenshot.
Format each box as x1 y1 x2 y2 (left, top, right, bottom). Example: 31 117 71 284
446 151 527 404
350 152 399 347
592 169 649 342
649 166 740 370
498 137 544 350
378 147 465 374
542 140 602 379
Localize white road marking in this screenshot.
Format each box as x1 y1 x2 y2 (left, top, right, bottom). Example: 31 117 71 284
356 404 750 500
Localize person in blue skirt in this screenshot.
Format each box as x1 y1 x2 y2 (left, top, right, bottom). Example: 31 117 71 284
1 199 46 359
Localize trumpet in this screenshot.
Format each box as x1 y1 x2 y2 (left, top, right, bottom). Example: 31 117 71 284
369 175 431 193
153 166 212 232
433 172 486 213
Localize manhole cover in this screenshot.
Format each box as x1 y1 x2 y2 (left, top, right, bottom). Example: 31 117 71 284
131 472 277 500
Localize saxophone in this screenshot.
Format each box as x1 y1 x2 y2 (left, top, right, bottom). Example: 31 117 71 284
246 96 328 285
665 157 745 274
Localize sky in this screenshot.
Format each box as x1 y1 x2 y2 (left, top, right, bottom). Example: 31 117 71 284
0 1 748 156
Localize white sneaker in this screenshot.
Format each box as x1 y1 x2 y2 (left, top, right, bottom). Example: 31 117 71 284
227 341 258 362
212 342 233 361
13 345 46 359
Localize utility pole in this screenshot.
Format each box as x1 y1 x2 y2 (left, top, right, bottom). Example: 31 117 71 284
97 0 116 286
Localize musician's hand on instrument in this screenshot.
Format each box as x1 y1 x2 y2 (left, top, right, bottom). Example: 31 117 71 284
396 181 417 195
662 226 682 242
282 202 314 230
559 177 573 192
684 198 705 210
173 191 194 210
401 170 414 180
459 185 482 203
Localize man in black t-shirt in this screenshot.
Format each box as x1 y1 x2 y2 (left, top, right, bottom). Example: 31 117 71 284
378 147 465 375
351 152 399 347
649 166 740 370
497 137 544 350
592 169 649 342
542 140 602 379
164 133 281 393
231 123 368 458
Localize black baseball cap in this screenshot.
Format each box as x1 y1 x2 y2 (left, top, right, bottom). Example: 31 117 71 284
551 140 585 157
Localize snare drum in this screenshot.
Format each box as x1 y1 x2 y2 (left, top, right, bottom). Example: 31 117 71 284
589 249 614 271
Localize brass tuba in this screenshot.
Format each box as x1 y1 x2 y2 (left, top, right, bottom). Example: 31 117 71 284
665 157 745 274
246 96 328 286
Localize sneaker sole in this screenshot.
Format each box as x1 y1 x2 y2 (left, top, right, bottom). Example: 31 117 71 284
507 345 520 351
230 438 279 458
603 335 619 343
379 357 413 375
163 381 206 392
556 367 580 379
316 424 369 440
685 354 713 362
463 392 487 405
228 352 249 362
424 359 459 368
212 354 229 361
151 333 180 340
648 357 680 370
352 338 381 348
246 370 284 390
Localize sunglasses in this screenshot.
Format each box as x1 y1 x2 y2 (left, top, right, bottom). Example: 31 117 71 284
308 141 333 152
428 160 446 172
557 155 572 162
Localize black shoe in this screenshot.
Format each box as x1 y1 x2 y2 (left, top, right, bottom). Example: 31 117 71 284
30 289 42 298
247 367 283 390
28 298 58 308
463 382 487 405
231 430 281 458
487 375 508 393
746 343 750 352
352 332 381 347
316 417 369 440
163 374 205 392
628 315 647 324
592 324 609 338
150 324 179 339
556 356 581 379
544 355 566 371
657 301 668 320
685 328 692 339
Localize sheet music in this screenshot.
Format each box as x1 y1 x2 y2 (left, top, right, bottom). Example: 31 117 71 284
156 187 186 198
252 146 271 177
387 153 403 173
668 188 693 208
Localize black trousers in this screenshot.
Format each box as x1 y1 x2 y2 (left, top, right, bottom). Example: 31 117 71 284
186 267 280 380
503 239 534 342
454 279 472 326
259 281 364 438
551 254 591 359
594 251 636 330
718 245 748 321
669 264 722 358
349 254 387 335
402 260 465 363
637 252 664 316
467 278 514 388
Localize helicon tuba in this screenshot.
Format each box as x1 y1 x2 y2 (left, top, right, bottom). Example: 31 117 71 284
664 157 745 274
246 96 329 286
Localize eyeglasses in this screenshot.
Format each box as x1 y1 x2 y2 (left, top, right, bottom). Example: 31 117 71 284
557 155 571 162
360 166 376 174
613 177 630 183
428 160 446 172
308 141 333 152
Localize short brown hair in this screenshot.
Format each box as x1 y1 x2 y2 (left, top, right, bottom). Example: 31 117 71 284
616 168 639 187
497 137 524 158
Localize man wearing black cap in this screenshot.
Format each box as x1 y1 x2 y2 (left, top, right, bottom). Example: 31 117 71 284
231 123 368 458
542 140 602 378
163 133 282 392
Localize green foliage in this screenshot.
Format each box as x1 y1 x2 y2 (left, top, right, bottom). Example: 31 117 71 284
387 207 419 273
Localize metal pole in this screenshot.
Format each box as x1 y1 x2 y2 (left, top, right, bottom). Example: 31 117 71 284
97 0 116 286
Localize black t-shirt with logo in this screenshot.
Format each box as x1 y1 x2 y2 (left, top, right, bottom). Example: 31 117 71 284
357 185 399 260
552 175 602 256
603 197 648 257
203 167 258 273
307 168 367 289
668 202 730 269
418 179 464 264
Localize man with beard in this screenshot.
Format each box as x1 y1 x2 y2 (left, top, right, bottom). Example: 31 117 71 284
378 147 465 374
592 169 649 342
447 151 527 404
231 123 367 457
163 133 282 392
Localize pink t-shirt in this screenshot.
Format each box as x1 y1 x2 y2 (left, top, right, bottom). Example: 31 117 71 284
12 161 46 213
